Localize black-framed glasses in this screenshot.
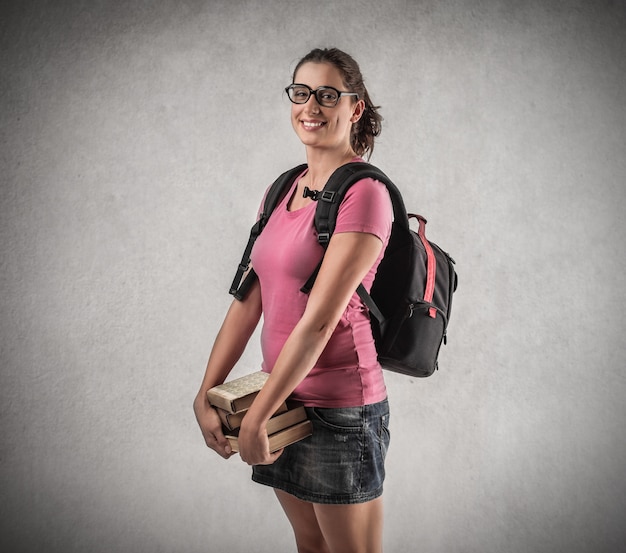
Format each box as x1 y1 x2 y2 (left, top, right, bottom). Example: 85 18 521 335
285 84 359 108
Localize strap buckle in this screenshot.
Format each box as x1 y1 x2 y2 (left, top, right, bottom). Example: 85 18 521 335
317 232 330 245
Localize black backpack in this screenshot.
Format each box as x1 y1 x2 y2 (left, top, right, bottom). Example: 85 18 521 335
230 162 458 377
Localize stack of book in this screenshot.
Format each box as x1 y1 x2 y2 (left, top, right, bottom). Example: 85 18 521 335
207 371 312 453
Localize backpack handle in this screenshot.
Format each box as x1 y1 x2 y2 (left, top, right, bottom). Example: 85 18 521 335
409 213 437 318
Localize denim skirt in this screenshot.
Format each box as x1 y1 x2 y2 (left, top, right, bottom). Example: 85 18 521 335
252 398 390 504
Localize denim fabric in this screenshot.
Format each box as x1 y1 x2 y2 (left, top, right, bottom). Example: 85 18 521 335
252 398 390 504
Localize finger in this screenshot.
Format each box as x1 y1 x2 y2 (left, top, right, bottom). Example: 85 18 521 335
268 447 284 463
205 432 234 459
243 447 284 466
213 431 233 456
216 441 234 459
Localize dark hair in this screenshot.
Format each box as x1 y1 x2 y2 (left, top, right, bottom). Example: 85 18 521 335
292 48 382 159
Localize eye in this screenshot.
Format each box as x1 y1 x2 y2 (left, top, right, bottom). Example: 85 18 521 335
319 88 339 103
291 86 310 99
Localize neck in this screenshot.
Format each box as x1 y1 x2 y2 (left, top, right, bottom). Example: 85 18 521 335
302 146 359 189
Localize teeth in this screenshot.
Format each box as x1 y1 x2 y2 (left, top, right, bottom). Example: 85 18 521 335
303 121 324 128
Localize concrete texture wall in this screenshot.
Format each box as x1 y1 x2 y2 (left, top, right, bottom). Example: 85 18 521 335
1 1 624 552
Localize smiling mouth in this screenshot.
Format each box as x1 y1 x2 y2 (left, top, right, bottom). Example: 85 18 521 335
302 121 326 129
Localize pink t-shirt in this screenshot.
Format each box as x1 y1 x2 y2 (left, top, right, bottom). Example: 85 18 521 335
250 163 392 407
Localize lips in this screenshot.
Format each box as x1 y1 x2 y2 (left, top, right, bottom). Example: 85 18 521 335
301 120 326 130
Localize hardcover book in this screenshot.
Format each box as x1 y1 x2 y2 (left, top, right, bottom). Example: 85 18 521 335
218 401 288 431
265 405 308 435
226 419 313 454
207 371 269 414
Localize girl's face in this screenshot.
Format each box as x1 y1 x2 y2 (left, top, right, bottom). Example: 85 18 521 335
290 62 364 154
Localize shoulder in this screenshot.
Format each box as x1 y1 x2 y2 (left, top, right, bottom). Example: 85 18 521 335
343 176 390 201
257 165 307 218
335 176 392 240
339 176 392 215
338 159 392 207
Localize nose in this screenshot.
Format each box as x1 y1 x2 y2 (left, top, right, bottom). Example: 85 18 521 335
304 94 322 111
308 93 322 106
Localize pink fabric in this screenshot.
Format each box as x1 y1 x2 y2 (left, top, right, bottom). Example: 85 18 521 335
250 163 392 407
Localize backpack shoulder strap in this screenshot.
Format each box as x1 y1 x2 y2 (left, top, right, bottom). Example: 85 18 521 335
314 162 409 246
230 164 307 300
300 162 409 309
262 163 309 218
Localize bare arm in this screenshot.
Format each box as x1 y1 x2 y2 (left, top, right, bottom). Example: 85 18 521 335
193 277 263 458
237 231 383 465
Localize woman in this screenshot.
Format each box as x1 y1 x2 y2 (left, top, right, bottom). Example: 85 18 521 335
194 47 392 553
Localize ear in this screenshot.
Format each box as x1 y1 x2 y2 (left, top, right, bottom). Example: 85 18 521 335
350 99 366 123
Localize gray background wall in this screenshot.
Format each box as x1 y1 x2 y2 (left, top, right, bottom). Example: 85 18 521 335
1 1 624 552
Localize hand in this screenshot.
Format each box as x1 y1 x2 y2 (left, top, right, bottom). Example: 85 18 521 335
193 394 234 459
237 418 284 466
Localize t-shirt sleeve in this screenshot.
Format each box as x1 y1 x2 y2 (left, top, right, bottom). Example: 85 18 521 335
333 178 393 243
